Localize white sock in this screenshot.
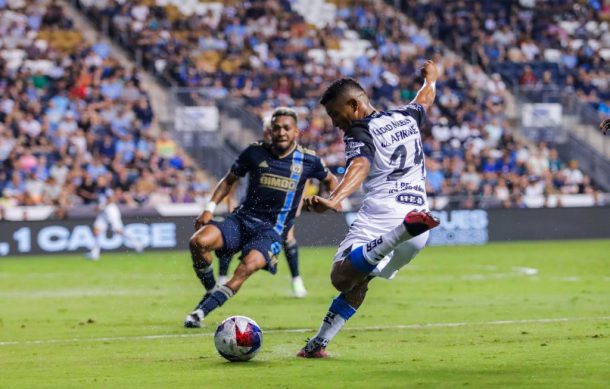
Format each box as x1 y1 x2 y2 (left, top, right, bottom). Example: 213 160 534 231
314 312 347 346
217 276 228 286
362 222 412 263
292 275 303 283
312 296 356 347
91 234 102 258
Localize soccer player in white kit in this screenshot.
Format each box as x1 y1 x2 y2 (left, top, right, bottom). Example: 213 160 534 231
87 181 143 260
297 60 441 358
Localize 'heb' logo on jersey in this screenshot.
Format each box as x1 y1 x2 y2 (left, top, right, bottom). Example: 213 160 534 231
396 192 425 206
260 173 297 192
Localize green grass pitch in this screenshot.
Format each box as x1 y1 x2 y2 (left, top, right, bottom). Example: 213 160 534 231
1 240 609 388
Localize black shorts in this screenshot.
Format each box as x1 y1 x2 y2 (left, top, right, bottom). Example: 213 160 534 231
210 213 282 274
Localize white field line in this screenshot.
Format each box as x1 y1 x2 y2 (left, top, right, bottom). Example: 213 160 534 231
0 267 545 298
1 316 609 347
0 288 175 298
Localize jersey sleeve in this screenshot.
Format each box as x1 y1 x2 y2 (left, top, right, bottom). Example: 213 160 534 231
344 124 376 166
230 145 255 177
397 103 427 129
309 156 330 180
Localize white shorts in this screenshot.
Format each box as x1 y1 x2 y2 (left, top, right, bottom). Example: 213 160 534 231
333 204 429 280
93 203 124 232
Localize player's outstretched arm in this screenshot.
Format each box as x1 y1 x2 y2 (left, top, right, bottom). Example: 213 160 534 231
195 171 240 230
324 171 340 193
305 157 369 213
411 60 438 111
601 118 610 135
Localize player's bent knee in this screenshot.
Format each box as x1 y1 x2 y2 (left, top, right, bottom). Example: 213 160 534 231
189 227 219 252
330 272 354 292
188 233 207 251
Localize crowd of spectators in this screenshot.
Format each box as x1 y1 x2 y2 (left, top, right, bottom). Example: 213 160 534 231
402 0 610 120
79 0 607 207
0 0 213 212
5 0 603 212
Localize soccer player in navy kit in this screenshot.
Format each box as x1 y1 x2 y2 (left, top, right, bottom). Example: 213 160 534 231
216 118 310 298
184 107 338 328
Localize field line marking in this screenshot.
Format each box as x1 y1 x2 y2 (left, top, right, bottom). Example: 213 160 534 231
1 316 609 347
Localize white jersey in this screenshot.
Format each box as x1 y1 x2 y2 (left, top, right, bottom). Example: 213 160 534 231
343 103 428 215
333 103 429 280
94 188 123 232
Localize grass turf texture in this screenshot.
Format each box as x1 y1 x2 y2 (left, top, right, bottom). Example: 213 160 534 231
1 240 609 388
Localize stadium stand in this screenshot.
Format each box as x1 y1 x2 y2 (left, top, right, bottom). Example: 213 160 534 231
401 0 610 119
74 0 608 209
0 0 214 214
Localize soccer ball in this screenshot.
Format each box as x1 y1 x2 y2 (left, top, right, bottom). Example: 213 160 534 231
214 316 263 362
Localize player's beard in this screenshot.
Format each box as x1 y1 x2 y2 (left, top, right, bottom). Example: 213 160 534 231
272 139 296 156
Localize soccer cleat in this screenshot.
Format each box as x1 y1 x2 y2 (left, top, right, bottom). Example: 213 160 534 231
403 209 440 236
84 252 99 261
291 277 308 298
296 338 328 358
183 309 204 328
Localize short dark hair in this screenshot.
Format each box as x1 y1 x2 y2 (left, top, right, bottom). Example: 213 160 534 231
270 106 298 123
320 78 365 105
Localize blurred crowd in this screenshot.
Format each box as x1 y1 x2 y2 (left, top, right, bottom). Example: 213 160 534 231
80 0 605 206
403 0 610 119
2 0 607 212
0 0 213 211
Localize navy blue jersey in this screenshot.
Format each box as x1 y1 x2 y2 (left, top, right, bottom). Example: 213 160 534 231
230 142 329 235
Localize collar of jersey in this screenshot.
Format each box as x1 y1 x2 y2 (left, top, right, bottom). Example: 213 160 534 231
271 142 298 159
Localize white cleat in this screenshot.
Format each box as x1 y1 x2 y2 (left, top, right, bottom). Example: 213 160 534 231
291 277 308 298
184 309 204 328
85 252 99 261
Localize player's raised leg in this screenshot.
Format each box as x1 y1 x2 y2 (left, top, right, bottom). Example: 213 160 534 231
117 228 144 253
332 210 439 293
297 210 438 357
187 250 267 326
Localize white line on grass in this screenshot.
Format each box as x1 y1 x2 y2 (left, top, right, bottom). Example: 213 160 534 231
1 316 608 347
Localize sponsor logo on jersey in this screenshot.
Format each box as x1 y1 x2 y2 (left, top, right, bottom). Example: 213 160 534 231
379 124 419 147
260 173 297 192
290 163 302 174
258 160 269 168
389 183 425 194
371 118 413 136
345 139 365 160
395 192 425 206
365 237 383 252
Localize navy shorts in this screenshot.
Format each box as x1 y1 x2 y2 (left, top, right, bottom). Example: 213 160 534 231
210 213 282 274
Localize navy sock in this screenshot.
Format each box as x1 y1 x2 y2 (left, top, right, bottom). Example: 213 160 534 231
193 263 216 291
284 240 300 278
218 254 231 277
200 285 234 316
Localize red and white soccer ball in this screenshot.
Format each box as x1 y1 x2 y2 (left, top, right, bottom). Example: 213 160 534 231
214 316 263 362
